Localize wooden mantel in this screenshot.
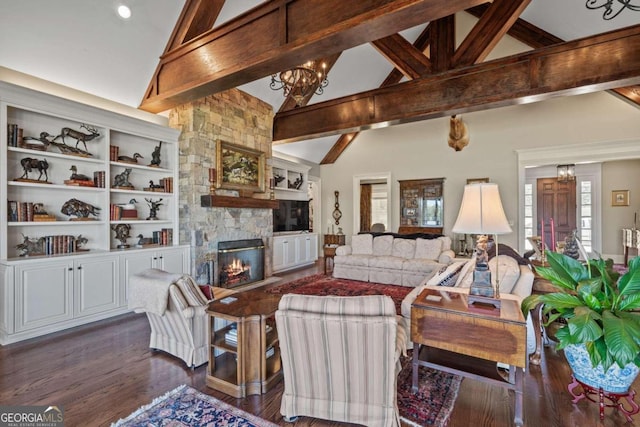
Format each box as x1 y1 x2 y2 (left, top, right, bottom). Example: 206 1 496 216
201 195 279 209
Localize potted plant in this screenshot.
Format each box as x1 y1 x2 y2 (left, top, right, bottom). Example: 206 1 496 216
522 251 640 393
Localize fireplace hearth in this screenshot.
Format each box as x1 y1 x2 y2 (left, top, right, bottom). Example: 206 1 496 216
218 239 265 288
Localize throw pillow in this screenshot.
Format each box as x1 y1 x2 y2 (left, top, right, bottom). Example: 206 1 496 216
414 238 443 260
373 235 394 256
392 238 416 259
199 284 214 301
427 261 466 286
489 255 521 294
352 234 373 255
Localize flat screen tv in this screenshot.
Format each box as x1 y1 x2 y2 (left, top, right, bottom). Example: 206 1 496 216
273 199 310 232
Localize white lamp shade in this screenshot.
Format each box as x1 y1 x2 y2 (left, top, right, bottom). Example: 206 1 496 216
452 183 512 235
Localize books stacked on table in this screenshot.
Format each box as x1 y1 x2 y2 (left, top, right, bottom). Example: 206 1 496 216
225 327 238 346
266 346 275 359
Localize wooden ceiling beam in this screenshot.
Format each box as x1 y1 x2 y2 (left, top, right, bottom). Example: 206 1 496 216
274 26 640 143
370 34 432 79
167 0 226 51
452 0 531 67
321 25 433 164
429 15 455 72
140 0 488 112
277 52 342 113
467 3 640 108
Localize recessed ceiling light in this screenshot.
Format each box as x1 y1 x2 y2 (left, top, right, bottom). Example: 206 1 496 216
117 5 131 19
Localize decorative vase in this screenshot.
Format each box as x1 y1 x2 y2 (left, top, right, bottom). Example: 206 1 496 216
564 343 640 393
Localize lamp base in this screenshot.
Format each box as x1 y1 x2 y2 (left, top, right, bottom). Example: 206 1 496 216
468 270 501 309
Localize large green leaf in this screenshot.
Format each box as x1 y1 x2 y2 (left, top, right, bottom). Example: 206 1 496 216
534 267 576 291
537 293 583 309
567 306 603 342
618 294 640 312
619 258 640 295
602 310 640 368
545 251 589 284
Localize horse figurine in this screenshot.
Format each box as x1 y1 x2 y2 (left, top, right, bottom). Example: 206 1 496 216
19 157 49 181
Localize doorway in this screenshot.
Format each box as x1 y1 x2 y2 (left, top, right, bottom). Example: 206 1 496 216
537 178 577 251
352 173 392 234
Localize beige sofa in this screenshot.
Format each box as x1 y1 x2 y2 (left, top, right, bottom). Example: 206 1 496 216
333 233 455 287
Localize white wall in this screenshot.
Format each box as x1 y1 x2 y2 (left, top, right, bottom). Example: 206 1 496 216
320 91 640 251
602 159 640 255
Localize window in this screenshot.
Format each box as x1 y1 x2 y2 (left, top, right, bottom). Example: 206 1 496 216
371 183 388 230
579 180 593 253
524 183 533 250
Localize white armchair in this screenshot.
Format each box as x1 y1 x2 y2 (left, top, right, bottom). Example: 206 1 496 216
129 269 210 368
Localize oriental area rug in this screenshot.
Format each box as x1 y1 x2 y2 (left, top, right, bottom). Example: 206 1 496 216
265 273 413 314
111 384 278 427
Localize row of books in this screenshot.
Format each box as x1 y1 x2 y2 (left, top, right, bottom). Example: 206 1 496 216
93 171 106 188
152 228 173 246
40 235 82 255
7 124 24 147
109 205 139 221
158 177 173 193
7 201 55 222
109 145 120 162
223 324 273 346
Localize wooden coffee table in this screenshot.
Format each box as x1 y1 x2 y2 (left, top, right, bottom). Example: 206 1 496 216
411 288 527 426
206 289 283 397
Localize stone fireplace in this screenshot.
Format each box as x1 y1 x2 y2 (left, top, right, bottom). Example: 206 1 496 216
169 89 275 286
217 239 265 288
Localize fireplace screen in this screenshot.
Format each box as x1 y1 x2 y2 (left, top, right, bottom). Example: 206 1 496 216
218 239 265 288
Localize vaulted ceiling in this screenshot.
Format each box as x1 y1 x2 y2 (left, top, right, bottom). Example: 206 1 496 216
2 1 639 164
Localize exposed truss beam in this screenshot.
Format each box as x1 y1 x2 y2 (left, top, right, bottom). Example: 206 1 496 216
468 3 640 108
274 26 640 143
429 14 455 72
452 0 531 67
370 34 432 79
321 25 432 164
140 0 487 112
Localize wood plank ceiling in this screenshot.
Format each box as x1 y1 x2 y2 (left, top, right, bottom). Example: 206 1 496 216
142 0 640 164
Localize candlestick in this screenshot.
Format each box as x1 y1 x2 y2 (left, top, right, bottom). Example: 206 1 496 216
550 218 556 252
208 168 216 194
540 219 545 255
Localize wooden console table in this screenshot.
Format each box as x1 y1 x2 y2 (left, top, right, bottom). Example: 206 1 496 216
323 234 345 275
206 289 282 397
411 289 527 426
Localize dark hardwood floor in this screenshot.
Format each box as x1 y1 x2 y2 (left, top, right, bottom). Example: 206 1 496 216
0 261 636 427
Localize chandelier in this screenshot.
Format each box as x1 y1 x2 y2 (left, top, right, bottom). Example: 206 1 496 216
557 164 576 182
270 60 328 106
586 0 640 20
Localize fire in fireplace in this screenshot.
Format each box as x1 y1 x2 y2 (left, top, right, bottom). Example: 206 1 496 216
218 239 265 288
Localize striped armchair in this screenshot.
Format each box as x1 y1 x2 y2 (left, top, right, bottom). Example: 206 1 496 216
129 269 210 368
275 294 406 427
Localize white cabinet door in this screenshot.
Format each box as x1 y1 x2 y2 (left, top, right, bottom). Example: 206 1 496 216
156 247 189 273
119 251 155 306
14 260 73 332
74 255 119 318
298 235 310 264
308 234 319 261
273 237 287 272
284 238 296 268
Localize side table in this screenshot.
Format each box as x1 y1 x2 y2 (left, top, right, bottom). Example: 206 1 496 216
323 246 337 274
206 289 283 397
411 289 527 426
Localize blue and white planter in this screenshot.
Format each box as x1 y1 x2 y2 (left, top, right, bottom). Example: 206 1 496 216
564 343 640 393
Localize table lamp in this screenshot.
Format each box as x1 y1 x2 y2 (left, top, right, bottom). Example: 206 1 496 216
452 183 512 308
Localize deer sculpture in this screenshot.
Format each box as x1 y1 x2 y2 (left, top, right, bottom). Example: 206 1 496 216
54 124 100 151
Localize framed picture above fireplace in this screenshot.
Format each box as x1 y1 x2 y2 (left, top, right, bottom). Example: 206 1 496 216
216 140 265 193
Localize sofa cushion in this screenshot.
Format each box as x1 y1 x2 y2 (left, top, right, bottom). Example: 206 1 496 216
427 261 467 287
437 235 452 251
369 256 404 270
414 238 443 260
373 235 394 256
402 258 441 273
334 254 370 267
392 238 416 259
489 255 521 294
352 234 373 255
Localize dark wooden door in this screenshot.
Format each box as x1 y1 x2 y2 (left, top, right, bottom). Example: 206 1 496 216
537 178 577 250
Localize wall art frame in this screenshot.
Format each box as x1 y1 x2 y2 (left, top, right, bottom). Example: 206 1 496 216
611 190 630 207
216 140 265 193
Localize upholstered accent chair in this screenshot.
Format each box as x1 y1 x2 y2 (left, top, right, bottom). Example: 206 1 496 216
129 269 210 368
275 294 407 427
